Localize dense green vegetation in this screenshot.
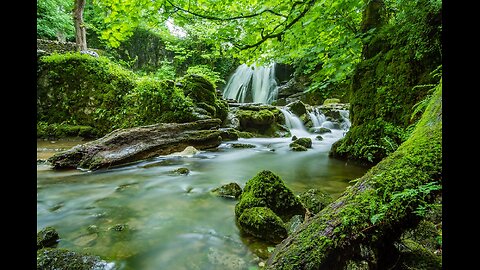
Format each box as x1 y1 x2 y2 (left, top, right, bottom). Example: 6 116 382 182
37 0 442 269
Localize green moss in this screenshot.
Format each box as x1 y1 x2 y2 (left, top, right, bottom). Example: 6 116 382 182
330 26 440 164
298 189 333 215
323 98 341 105
211 182 243 199
235 170 305 221
37 53 218 139
290 137 312 148
37 52 136 136
289 143 308 151
37 248 111 270
37 227 59 250
238 207 288 244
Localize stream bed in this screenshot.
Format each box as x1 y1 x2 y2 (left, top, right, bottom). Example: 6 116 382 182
37 129 369 270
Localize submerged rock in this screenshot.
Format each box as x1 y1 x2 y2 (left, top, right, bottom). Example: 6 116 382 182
48 119 223 170
207 247 247 270
211 183 243 199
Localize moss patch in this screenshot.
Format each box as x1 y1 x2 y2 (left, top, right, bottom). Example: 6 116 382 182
237 207 288 243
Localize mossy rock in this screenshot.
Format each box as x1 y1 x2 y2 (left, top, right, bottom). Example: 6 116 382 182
37 248 114 270
291 137 312 148
395 239 442 269
37 227 59 250
235 170 305 221
229 143 256 149
286 100 307 117
236 109 276 127
211 182 243 199
289 143 308 151
171 167 190 175
298 189 333 215
237 207 288 243
323 98 341 105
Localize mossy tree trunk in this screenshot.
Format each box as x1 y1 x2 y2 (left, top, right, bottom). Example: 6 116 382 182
266 82 442 269
74 0 87 51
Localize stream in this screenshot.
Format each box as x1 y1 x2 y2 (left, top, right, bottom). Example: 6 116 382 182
37 125 369 270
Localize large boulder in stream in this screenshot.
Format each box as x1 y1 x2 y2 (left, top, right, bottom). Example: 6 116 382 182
235 170 305 243
48 119 224 170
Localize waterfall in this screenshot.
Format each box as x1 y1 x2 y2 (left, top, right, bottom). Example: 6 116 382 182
308 108 326 128
279 108 310 137
222 64 278 104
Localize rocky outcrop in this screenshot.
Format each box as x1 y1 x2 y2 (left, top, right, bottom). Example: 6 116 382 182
48 119 224 170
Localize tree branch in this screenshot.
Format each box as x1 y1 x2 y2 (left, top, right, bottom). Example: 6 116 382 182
239 0 317 50
165 0 287 21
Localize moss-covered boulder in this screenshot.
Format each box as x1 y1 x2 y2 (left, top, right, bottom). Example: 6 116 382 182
237 207 288 243
211 182 243 199
37 53 228 140
37 227 59 250
179 74 228 122
286 100 307 117
235 170 305 221
37 52 137 136
234 108 287 137
37 248 114 270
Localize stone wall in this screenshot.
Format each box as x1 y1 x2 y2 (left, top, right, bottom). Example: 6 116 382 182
37 39 79 54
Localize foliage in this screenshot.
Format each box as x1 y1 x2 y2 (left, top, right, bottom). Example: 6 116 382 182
37 0 75 41
186 65 225 88
121 77 196 126
384 0 442 61
37 52 136 135
37 52 227 138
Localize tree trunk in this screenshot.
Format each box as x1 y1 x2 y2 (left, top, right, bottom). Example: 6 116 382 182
266 82 442 269
73 0 87 51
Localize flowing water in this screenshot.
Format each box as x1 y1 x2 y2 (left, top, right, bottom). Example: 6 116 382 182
222 64 278 104
37 119 369 270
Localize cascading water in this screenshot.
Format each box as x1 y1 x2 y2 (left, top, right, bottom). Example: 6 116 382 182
222 64 278 104
308 108 326 128
279 108 310 137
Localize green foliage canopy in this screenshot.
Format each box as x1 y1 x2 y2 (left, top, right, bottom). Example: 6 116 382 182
37 0 75 41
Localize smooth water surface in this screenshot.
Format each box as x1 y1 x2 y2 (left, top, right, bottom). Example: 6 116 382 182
37 131 369 270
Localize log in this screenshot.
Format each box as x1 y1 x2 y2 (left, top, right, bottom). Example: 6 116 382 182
266 83 442 269
48 119 223 170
